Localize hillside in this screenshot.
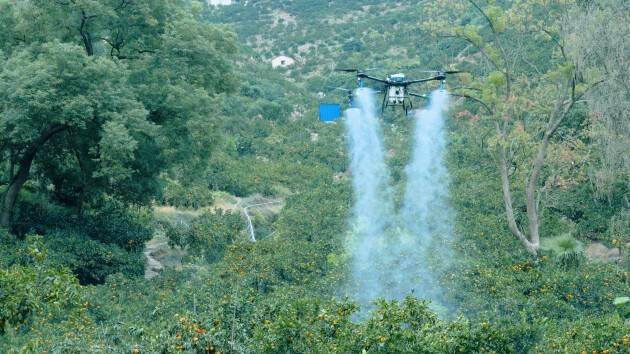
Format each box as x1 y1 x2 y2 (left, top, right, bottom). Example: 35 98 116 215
1 0 628 353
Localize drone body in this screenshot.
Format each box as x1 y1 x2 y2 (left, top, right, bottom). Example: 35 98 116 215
384 73 412 113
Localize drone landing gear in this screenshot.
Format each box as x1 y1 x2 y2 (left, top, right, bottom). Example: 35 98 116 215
404 99 413 116
381 93 388 114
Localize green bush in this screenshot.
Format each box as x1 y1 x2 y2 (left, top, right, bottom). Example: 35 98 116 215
0 265 82 335
0 236 83 335
207 154 275 197
253 297 512 353
81 196 153 252
160 177 215 209
533 314 629 353
11 195 153 253
11 193 73 237
44 230 145 285
540 234 585 268
167 210 245 263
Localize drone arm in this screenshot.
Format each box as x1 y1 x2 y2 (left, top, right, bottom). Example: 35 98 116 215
408 92 428 99
405 76 441 85
358 73 388 84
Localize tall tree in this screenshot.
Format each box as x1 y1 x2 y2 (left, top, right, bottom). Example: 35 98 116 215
0 43 150 226
0 0 237 228
425 0 597 254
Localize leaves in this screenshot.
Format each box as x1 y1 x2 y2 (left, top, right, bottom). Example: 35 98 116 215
0 0 238 212
93 121 140 183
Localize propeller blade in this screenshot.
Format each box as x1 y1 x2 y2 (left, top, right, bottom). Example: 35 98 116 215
326 86 352 92
335 67 379 73
417 70 464 74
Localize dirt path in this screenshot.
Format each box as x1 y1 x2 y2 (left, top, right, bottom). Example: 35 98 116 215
144 194 284 279
144 233 187 279
144 236 166 279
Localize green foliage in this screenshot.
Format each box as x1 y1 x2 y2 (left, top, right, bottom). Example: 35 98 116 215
150 313 218 353
613 297 629 319
12 194 153 253
533 314 628 353
7 195 151 284
0 41 155 201
541 234 584 268
0 264 82 335
80 196 153 252
0 0 238 227
1 1 628 352
10 188 74 236
0 236 83 335
44 230 145 285
160 177 215 209
253 297 512 353
167 210 245 263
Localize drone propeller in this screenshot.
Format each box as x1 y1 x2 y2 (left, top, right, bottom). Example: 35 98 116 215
326 86 352 92
417 70 464 74
334 67 380 73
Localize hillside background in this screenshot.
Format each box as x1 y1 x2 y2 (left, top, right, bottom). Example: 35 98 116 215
0 0 628 352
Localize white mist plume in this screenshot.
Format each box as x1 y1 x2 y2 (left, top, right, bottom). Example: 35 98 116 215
401 89 453 303
344 89 453 312
344 88 395 307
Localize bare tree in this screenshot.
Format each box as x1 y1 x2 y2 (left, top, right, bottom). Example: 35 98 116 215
568 0 630 204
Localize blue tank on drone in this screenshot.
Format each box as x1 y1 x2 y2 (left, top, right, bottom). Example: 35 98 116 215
319 103 341 123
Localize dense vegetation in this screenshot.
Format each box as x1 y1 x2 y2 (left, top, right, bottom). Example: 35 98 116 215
1 0 628 352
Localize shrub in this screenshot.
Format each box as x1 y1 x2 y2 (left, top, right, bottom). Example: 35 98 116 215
11 194 153 253
81 196 154 252
0 265 82 335
44 230 145 285
11 194 73 237
0 236 83 335
160 177 215 209
540 234 585 268
253 297 513 353
167 210 245 263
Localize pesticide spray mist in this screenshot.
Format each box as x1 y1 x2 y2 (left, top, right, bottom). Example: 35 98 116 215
401 89 453 303
344 88 395 308
344 88 453 314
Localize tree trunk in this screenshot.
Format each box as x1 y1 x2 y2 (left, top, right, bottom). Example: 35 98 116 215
497 131 538 255
494 78 575 256
523 133 552 254
9 154 15 183
1 163 30 227
496 127 557 256
79 10 94 56
1 124 66 228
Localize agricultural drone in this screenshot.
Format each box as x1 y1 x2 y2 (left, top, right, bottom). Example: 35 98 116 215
332 68 462 115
